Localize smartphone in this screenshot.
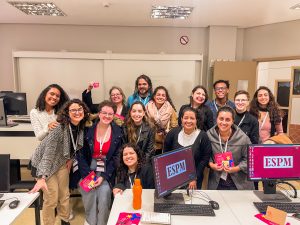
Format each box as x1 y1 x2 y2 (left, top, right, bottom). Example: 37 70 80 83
93 82 100 88
291 213 300 221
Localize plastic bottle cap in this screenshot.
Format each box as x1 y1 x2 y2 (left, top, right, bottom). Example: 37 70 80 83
134 178 141 185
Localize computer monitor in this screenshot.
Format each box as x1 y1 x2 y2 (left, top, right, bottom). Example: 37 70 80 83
152 146 196 199
248 144 300 202
0 92 27 115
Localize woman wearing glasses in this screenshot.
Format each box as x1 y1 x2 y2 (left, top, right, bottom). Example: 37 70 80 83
29 99 89 225
123 101 155 163
233 90 259 144
77 100 123 225
82 84 128 126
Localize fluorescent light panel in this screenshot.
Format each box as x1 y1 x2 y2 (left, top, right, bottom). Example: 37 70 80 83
151 5 193 19
8 1 66 16
290 3 300 10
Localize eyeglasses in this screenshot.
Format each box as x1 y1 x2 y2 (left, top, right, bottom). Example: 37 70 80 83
215 87 227 91
69 108 84 114
235 99 248 103
110 93 121 97
100 111 114 117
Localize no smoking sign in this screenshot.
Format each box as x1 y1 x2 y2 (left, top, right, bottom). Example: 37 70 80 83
180 35 189 45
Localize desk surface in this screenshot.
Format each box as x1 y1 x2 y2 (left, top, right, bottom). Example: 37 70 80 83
107 189 300 225
0 192 39 225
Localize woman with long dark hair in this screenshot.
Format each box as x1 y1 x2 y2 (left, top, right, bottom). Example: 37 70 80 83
164 107 212 189
113 143 154 196
250 86 284 143
123 101 155 163
207 106 254 190
30 84 69 141
178 85 213 131
29 99 89 225
146 86 177 154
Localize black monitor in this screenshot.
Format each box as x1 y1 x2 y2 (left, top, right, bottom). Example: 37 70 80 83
152 146 196 199
248 144 300 202
0 92 27 115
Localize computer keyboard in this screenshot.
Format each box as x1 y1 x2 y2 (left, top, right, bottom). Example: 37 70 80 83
253 201 300 213
154 203 215 216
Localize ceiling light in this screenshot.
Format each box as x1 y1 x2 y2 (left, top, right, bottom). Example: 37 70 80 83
151 6 193 19
8 1 66 16
290 3 300 10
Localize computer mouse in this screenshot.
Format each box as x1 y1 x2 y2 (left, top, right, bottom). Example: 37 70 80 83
209 200 219 210
9 200 20 209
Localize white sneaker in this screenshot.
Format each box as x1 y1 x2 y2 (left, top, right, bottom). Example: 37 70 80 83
83 220 90 225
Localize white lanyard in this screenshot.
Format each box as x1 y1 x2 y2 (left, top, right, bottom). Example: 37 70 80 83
259 112 269 131
214 100 227 112
99 126 110 155
69 124 79 153
139 95 148 105
129 173 137 188
237 114 246 127
136 125 142 143
218 132 229 153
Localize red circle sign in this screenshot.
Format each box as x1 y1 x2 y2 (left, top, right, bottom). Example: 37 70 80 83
180 36 189 45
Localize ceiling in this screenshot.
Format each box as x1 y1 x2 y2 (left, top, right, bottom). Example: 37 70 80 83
0 0 300 28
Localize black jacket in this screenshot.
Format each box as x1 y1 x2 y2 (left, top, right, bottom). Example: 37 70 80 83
164 127 212 189
234 111 259 144
122 121 155 163
82 89 128 117
77 121 123 186
178 104 214 131
114 163 155 191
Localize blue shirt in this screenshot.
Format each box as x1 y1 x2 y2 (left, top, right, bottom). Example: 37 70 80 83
127 93 151 108
206 99 235 124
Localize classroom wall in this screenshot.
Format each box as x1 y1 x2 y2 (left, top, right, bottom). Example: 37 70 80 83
243 20 300 60
0 24 207 90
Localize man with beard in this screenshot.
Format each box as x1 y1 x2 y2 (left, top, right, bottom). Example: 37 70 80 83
206 80 235 124
127 74 153 107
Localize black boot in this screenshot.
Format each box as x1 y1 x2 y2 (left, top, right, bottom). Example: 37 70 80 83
61 220 70 225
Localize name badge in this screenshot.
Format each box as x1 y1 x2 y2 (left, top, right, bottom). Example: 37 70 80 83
96 156 106 172
220 171 228 180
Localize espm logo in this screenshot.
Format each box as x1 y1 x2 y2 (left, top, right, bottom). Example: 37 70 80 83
263 156 293 168
166 160 186 179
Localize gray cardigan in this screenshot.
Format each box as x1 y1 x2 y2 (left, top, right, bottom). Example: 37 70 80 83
30 124 84 179
206 125 254 190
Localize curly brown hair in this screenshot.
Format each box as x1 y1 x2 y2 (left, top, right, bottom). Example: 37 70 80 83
249 86 283 124
151 86 176 112
56 99 90 129
126 101 154 143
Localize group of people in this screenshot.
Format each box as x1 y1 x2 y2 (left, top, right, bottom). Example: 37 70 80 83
28 75 285 225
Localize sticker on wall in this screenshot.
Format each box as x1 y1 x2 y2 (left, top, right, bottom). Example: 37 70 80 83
180 35 189 45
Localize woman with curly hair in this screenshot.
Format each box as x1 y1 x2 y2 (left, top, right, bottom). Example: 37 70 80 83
250 86 284 143
29 99 90 225
146 86 178 154
123 101 155 163
113 143 154 196
178 85 213 131
30 83 69 141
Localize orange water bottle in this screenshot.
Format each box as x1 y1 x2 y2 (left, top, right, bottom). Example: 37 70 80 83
132 178 142 210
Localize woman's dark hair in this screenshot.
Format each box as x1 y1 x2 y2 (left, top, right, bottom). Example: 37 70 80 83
181 106 202 129
98 100 117 114
35 84 69 113
116 143 144 185
216 106 236 121
134 74 153 95
249 86 283 124
126 101 153 143
56 99 90 129
189 85 209 105
234 90 250 100
109 86 126 106
151 86 176 111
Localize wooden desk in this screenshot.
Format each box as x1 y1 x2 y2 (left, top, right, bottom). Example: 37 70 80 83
0 192 40 225
107 189 300 225
0 123 38 159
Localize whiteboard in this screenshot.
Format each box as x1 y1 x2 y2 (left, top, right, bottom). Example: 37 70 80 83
15 52 202 113
18 58 104 111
